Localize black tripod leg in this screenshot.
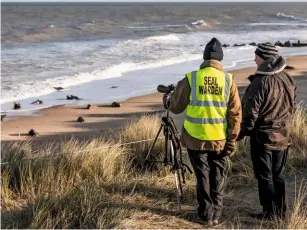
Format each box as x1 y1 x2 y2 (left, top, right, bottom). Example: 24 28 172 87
164 126 170 165
144 123 163 164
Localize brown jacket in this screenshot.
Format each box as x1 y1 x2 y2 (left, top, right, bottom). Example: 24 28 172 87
168 60 242 152
241 55 296 150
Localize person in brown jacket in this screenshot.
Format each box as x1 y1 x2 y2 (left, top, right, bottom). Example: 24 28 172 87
238 43 296 219
163 38 242 225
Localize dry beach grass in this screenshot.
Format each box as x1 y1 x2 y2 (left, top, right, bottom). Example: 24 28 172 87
1 107 307 229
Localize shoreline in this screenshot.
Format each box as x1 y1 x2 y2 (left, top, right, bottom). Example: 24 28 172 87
2 48 307 115
1 56 307 144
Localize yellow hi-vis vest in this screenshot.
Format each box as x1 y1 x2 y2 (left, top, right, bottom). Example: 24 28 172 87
184 67 232 141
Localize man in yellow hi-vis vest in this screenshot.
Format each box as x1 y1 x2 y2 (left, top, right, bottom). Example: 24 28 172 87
163 38 241 226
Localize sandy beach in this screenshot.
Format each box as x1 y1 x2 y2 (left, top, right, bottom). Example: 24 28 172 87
1 56 307 147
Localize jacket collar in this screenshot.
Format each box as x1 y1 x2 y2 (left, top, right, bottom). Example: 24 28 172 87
255 55 286 75
248 55 287 82
199 60 223 71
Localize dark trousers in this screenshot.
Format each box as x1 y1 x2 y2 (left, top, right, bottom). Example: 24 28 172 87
250 138 288 215
188 149 227 220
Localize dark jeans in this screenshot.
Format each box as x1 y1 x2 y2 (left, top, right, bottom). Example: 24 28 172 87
188 149 227 221
250 138 288 216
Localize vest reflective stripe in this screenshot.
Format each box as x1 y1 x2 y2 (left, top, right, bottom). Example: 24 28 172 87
191 71 197 101
185 116 227 124
224 73 231 102
189 100 227 107
184 67 233 141
189 71 231 107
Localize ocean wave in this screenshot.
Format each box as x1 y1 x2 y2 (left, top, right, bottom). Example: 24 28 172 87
127 24 185 30
7 20 114 43
181 20 210 31
126 20 209 33
223 58 254 69
276 12 307 22
7 19 208 44
191 19 207 26
18 26 71 42
247 22 307 26
1 54 201 104
3 27 307 104
144 34 181 41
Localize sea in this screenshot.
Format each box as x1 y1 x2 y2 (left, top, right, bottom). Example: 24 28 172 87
2 2 307 114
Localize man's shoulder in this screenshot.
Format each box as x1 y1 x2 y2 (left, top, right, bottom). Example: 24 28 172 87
255 70 296 90
249 74 266 84
266 70 295 84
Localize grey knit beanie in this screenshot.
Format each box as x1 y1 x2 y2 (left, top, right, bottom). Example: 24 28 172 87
255 43 279 60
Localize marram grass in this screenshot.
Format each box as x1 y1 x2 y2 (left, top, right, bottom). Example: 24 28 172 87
1 109 307 229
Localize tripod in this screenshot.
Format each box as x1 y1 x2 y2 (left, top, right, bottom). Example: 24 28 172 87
144 104 192 209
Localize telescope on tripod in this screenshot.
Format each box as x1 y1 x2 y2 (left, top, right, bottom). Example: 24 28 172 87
144 84 192 210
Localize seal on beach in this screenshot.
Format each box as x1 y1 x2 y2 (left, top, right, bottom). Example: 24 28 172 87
111 102 121 107
285 65 295 70
77 116 85 122
54 87 64 91
1 114 6 121
28 129 39 136
111 85 119 88
14 102 21 110
71 95 80 100
67 95 81 100
31 99 43 105
86 104 96 110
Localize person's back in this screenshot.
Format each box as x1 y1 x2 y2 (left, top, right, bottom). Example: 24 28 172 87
241 54 296 150
164 37 242 226
239 43 296 219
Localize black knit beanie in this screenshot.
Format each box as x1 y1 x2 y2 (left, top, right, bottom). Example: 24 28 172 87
255 42 279 60
203 37 223 61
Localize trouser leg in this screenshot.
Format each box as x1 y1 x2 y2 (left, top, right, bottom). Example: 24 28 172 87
250 138 275 214
272 149 287 217
209 154 227 220
188 149 213 220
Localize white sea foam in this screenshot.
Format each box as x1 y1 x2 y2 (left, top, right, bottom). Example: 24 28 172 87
276 12 307 22
2 46 307 114
191 20 207 26
2 28 307 113
144 34 181 41
0 54 200 104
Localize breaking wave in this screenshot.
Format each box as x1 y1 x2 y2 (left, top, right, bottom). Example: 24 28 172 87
191 19 207 26
5 20 115 43
144 34 181 42
276 12 307 22
1 54 201 104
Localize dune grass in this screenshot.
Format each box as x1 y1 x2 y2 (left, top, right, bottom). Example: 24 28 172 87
1 109 307 229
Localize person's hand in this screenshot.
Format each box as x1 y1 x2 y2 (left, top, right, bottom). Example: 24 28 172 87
236 129 246 141
220 149 233 158
163 93 170 109
220 142 235 158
